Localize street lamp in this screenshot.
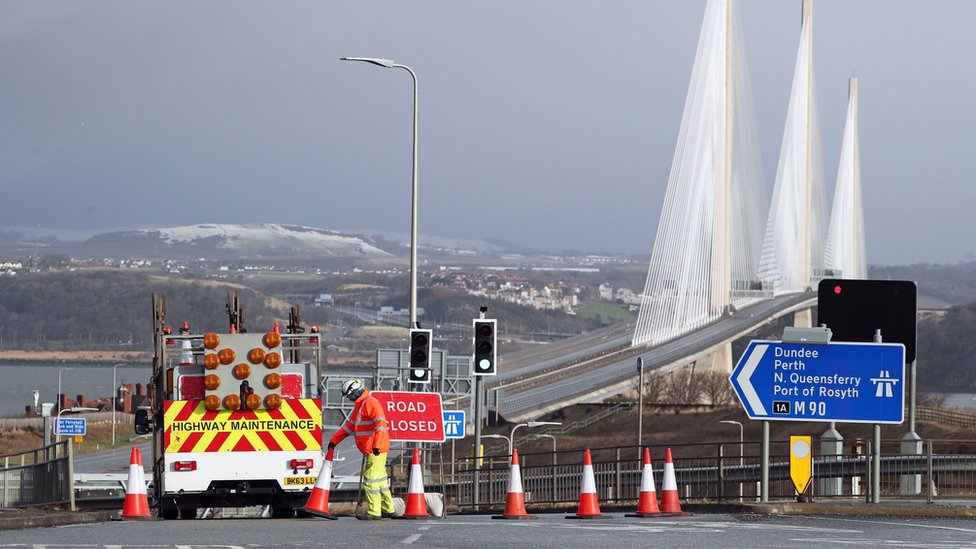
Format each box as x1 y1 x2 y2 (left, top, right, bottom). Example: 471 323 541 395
721 420 744 499
528 433 558 463
112 364 129 446
340 56 420 329
509 421 562 457
481 434 511 461
57 367 73 414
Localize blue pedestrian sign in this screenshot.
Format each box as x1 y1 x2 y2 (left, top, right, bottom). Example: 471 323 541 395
730 340 905 424
56 417 87 436
443 410 465 439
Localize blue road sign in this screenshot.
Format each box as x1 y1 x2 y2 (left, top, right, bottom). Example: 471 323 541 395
56 417 87 436
730 340 905 424
443 410 465 439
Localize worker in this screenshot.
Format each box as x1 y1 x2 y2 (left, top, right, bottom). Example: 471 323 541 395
328 378 394 520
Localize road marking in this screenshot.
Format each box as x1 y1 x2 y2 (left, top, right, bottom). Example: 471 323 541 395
401 534 422 544
806 516 976 534
794 538 976 548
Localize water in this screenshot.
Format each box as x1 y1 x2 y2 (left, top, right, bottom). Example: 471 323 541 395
0 363 152 418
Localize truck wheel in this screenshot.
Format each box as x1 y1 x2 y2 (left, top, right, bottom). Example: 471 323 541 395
161 507 179 520
179 507 198 520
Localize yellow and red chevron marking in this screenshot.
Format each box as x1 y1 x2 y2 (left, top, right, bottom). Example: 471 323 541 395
163 399 322 453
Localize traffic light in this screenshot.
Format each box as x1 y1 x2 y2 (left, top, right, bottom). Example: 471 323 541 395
408 329 432 384
472 319 496 376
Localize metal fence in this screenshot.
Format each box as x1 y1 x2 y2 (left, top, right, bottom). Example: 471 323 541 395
413 438 976 510
0 441 73 508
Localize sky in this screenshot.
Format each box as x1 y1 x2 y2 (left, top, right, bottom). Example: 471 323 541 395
1 1 974 266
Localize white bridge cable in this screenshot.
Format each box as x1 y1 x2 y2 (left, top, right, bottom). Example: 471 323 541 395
634 0 766 347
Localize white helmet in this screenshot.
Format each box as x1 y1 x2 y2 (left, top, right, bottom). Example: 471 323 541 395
341 378 365 400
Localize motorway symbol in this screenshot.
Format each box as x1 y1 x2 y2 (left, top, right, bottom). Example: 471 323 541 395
443 410 465 439
730 340 905 424
56 417 87 436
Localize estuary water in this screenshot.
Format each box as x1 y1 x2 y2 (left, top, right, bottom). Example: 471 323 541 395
0 363 152 417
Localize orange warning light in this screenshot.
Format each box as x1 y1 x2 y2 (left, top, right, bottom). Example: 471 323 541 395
203 333 220 349
204 395 221 411
264 352 282 369
248 347 266 364
233 363 252 380
204 354 219 370
263 331 281 349
264 373 281 389
218 348 236 365
204 374 221 390
264 394 282 409
224 394 241 411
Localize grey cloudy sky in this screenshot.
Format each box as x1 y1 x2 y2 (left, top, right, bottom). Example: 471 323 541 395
1 1 973 265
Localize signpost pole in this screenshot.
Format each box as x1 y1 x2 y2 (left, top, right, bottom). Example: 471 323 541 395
761 421 769 503
637 357 644 454
872 329 882 504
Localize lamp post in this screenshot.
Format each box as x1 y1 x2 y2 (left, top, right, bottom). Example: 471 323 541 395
721 420 744 499
509 421 562 457
340 56 420 329
57 367 73 414
481 434 511 461
112 364 128 446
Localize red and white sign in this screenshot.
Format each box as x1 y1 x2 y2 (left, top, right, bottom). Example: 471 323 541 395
372 391 445 443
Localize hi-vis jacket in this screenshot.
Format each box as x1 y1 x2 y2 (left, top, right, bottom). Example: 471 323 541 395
329 389 390 455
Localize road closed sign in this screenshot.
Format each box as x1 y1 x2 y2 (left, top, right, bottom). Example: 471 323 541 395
372 391 445 442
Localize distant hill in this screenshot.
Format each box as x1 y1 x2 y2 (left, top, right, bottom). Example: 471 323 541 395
75 224 393 260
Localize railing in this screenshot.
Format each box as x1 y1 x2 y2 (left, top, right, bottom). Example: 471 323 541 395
0 441 73 508
916 406 976 429
416 438 976 511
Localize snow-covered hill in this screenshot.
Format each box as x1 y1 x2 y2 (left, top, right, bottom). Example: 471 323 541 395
78 224 393 259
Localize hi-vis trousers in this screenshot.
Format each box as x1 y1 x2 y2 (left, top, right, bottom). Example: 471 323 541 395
364 452 394 517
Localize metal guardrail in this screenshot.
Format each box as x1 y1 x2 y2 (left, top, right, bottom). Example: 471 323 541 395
0 441 73 508
440 439 976 510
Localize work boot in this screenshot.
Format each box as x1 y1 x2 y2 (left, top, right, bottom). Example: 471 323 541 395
382 511 395 519
357 514 383 521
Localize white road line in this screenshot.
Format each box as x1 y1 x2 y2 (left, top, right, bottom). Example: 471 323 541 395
806 516 976 534
401 534 422 544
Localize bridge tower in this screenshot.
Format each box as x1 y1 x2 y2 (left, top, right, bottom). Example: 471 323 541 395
825 77 867 279
633 0 767 357
759 0 827 311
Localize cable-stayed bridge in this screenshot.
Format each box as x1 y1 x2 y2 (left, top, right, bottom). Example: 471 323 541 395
490 0 867 422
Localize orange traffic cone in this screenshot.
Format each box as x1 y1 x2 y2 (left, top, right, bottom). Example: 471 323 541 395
121 447 151 519
303 447 338 519
659 448 691 516
566 448 610 519
626 448 661 517
492 449 536 520
399 448 428 519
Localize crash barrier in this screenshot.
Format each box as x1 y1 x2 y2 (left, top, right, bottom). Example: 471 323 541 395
0 441 72 508
440 439 976 510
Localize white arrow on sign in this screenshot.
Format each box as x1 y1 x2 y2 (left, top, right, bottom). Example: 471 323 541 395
735 343 768 415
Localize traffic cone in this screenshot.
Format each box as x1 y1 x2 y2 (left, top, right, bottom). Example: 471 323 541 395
303 447 338 519
566 448 609 519
492 449 536 520
659 448 690 516
625 448 661 517
121 447 151 519
399 448 429 519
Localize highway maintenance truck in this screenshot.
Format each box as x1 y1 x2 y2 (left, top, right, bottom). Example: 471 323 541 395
136 292 323 519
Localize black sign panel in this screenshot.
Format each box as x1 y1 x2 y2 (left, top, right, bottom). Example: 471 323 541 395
817 279 917 362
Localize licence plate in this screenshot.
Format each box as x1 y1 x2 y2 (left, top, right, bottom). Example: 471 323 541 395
284 476 316 486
